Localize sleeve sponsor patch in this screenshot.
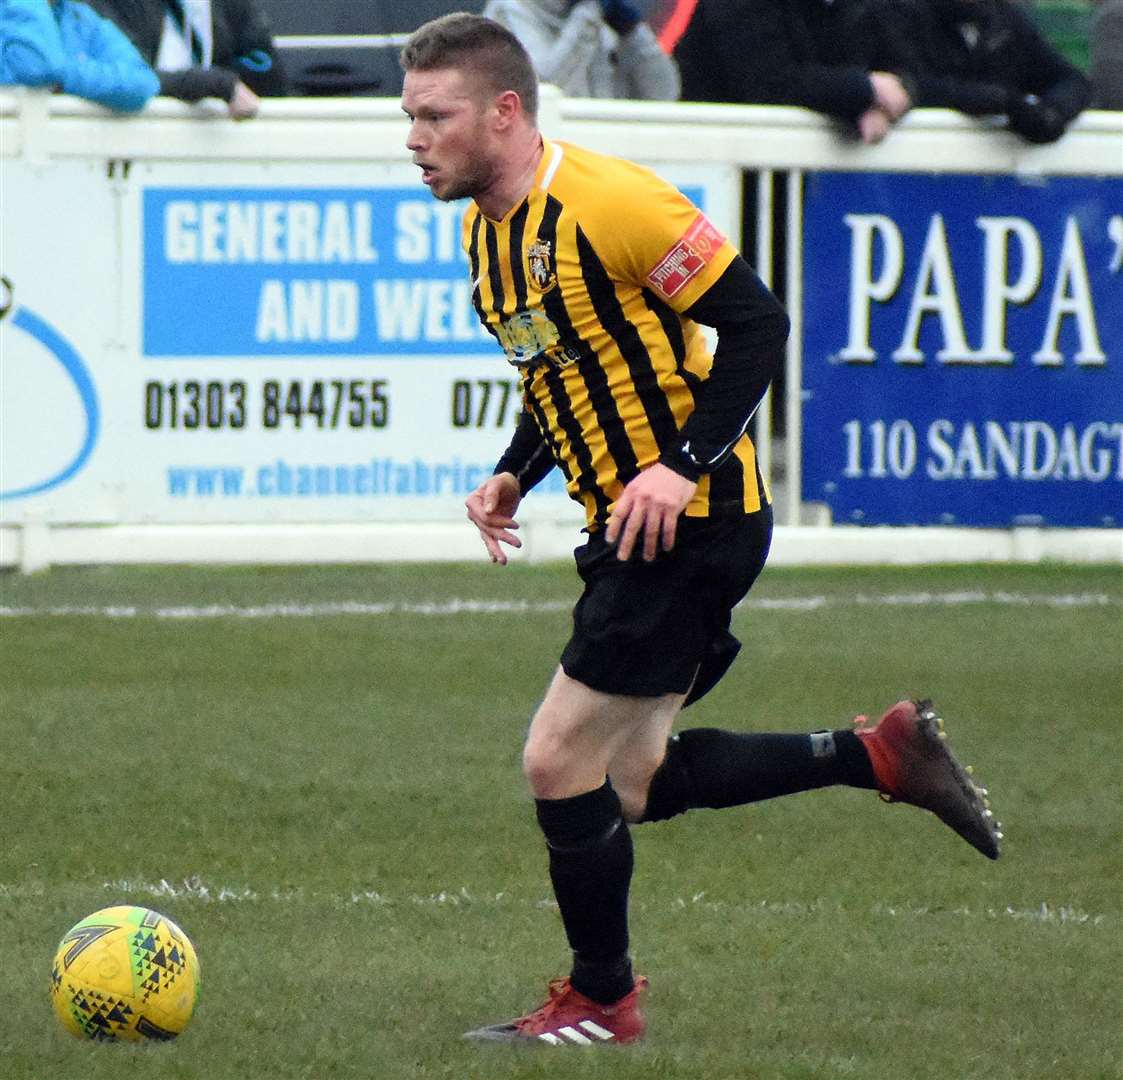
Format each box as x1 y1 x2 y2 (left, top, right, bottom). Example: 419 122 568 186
645 212 726 300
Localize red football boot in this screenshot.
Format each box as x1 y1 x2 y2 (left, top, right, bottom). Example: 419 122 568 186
463 976 648 1045
854 699 1002 859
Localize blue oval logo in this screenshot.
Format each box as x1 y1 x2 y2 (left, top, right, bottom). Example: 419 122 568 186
0 297 100 501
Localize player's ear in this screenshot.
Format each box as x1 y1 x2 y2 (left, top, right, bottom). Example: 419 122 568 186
492 89 523 130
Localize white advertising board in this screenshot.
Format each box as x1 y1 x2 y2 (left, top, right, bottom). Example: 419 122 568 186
2 161 123 521
1 156 738 527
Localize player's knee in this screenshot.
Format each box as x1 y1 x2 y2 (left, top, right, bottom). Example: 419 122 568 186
522 733 571 797
523 722 611 797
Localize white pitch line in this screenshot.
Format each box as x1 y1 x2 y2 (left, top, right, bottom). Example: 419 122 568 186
0 599 570 618
0 592 1118 619
0 877 1107 929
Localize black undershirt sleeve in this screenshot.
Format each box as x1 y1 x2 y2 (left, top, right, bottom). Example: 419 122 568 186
493 407 555 495
659 256 789 482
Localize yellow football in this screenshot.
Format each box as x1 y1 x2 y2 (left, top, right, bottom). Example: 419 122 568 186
50 905 200 1041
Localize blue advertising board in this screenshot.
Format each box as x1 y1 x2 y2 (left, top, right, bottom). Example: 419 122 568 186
801 172 1122 527
143 187 493 356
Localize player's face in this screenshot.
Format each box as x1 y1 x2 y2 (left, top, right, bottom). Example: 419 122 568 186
402 67 498 203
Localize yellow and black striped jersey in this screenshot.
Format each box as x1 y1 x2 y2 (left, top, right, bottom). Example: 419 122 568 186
463 138 767 530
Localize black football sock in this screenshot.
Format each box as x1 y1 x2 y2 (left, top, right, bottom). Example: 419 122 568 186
535 781 635 1005
641 727 877 822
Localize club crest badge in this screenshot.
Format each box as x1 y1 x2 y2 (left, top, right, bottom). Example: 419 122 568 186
526 239 557 293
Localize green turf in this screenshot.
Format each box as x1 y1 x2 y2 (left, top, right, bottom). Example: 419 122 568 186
1 562 1121 1079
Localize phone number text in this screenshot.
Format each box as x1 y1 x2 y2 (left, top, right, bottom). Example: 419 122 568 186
143 379 389 431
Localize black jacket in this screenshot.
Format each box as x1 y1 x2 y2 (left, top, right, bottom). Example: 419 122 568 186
1091 0 1123 110
860 0 1090 141
674 0 876 121
88 0 287 102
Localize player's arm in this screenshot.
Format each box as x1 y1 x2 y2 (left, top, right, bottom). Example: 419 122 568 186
660 255 789 482
465 409 553 565
494 408 555 496
606 256 787 561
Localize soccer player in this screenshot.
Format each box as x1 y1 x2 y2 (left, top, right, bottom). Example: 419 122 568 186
400 13 1002 1047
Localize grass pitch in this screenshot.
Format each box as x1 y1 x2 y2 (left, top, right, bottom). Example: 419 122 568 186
1 561 1120 1080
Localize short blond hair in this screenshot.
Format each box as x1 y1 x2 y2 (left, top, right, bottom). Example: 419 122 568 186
400 12 539 119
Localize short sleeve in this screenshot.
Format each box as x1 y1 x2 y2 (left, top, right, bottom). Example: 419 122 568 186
577 159 738 312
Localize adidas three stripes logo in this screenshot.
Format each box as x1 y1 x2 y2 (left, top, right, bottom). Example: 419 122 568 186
537 1020 616 1045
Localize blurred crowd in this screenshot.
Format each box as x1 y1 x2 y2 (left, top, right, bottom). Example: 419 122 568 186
1 0 1119 141
0 0 287 117
670 0 1117 142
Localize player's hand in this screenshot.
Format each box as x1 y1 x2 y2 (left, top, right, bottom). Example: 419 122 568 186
869 71 911 121
465 472 523 565
605 464 697 563
858 107 892 144
227 80 260 120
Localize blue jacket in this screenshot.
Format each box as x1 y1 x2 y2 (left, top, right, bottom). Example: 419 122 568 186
0 0 159 112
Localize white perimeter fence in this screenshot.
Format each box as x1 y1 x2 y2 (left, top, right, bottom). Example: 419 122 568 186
1 89 1121 569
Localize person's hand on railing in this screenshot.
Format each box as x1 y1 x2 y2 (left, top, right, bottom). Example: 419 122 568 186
227 80 260 120
869 72 911 122
857 107 892 144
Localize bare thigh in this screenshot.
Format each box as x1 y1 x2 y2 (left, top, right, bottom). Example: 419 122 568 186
523 666 684 818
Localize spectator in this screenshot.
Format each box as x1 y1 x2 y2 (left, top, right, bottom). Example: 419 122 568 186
860 0 1092 142
483 0 680 100
673 0 912 143
654 0 698 52
1090 0 1123 108
0 0 158 112
88 0 288 118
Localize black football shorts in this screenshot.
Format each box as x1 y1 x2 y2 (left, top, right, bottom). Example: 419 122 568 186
559 504 772 706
